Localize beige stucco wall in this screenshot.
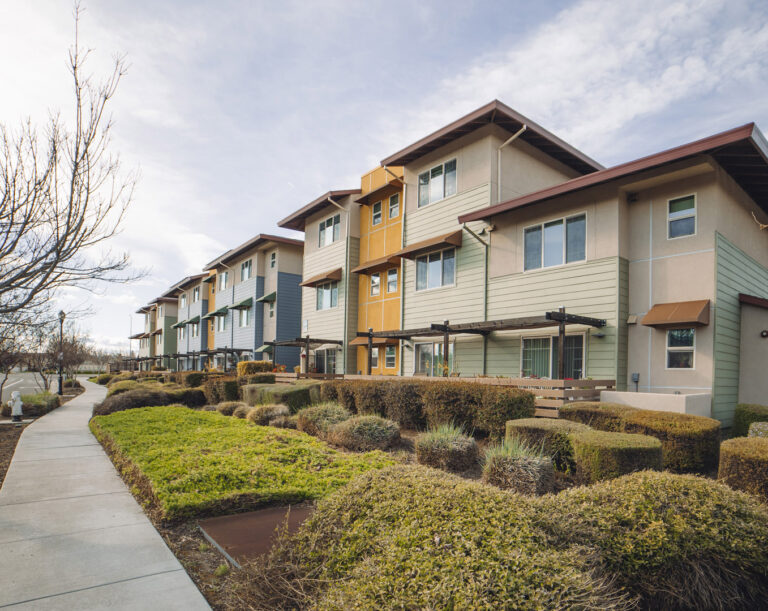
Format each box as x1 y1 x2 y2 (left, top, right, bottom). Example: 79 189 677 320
738 303 768 405
275 245 304 276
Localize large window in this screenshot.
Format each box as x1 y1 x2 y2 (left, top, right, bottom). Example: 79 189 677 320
316 281 339 310
415 341 454 376
418 159 457 207
241 259 252 281
370 273 381 296
416 248 455 291
524 214 586 271
370 347 379 368
522 335 583 379
372 201 382 226
387 268 398 293
180 293 187 308
178 326 186 341
158 305 163 318
216 315 226 332
388 193 400 219
192 287 200 302
219 271 229 291
667 328 694 369
319 214 341 247
239 308 250 327
385 345 396 369
668 195 696 238
190 323 199 337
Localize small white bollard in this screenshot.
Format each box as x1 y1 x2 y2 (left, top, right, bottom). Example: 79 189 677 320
9 390 23 426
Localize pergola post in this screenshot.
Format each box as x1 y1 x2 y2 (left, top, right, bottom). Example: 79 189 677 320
304 335 311 376
443 320 450 377
367 328 373 376
558 306 566 380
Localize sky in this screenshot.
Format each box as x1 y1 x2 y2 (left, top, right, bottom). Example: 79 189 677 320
1 0 767 351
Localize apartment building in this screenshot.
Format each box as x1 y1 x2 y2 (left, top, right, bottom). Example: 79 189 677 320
171 273 209 370
203 234 304 371
131 304 155 370
278 190 361 374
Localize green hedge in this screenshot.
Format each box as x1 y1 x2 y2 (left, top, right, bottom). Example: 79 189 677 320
718 437 768 501
382 381 425 429
506 418 590 472
570 430 662 483
749 422 768 438
237 360 273 376
238 373 276 385
351 381 387 417
95 373 114 385
203 376 240 404
421 381 484 430
242 382 321 413
559 402 639 431
733 403 768 437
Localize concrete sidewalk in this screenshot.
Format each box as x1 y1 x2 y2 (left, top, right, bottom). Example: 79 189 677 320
0 379 210 610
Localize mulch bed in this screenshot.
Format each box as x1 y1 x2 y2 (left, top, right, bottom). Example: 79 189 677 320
0 424 28 488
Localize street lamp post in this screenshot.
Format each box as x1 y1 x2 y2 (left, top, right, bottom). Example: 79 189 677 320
57 310 66 396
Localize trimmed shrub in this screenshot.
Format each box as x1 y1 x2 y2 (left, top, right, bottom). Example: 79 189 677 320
242 383 319 413
296 403 351 437
237 360 273 376
620 410 720 473
216 401 247 416
166 387 207 408
63 378 82 389
204 376 240 404
421 381 484 430
319 380 340 402
106 380 141 396
749 421 768 438
92 389 172 417
238 373 276 385
334 382 357 413
383 381 425 429
540 470 768 609
1 392 60 418
415 423 478 472
327 415 400 451
559 401 639 432
184 372 205 388
718 437 768 501
570 430 662 483
350 381 387 416
233 405 252 419
107 372 137 385
733 403 768 437
270 414 298 429
506 418 590 472
482 438 554 495
475 386 535 439
95 373 113 385
247 404 290 426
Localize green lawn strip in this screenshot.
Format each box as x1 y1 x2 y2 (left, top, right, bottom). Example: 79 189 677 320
90 405 394 522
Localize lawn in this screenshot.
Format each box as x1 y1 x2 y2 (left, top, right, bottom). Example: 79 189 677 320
90 405 394 521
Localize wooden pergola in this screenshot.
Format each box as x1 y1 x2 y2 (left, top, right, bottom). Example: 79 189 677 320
270 336 344 374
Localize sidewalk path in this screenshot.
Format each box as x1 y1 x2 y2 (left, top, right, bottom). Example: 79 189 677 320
0 379 210 610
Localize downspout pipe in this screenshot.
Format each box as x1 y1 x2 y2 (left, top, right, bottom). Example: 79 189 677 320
497 125 527 204
462 223 489 375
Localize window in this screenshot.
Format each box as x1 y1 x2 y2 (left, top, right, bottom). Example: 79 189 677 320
192 287 200 302
370 273 381 296
270 252 276 268
389 193 400 218
269 302 275 318
180 293 187 308
387 268 398 293
210 320 215 334
370 347 379 368
157 305 163 318
178 326 185 341
418 159 457 207
318 214 341 247
385 345 396 368
156 334 162 348
415 248 455 291
668 195 696 238
415 342 454 376
239 308 250 327
521 335 584 379
667 328 694 369
219 271 229 291
216 315 226 332
314 348 336 374
524 214 586 271
241 259 252 281
316 281 339 310
190 323 199 337
372 201 382 226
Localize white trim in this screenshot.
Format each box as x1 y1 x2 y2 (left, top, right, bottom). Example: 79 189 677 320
371 201 383 226
665 327 696 370
523 211 588 273
519 332 586 378
388 193 400 219
666 193 697 240
386 267 398 293
417 158 457 208
318 213 341 248
370 272 381 296
414 247 457 292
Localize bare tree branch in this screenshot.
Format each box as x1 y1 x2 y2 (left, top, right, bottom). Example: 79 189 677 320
753 211 768 231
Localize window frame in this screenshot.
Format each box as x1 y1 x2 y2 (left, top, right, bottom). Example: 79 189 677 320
370 347 379 368
216 314 226 332
157 305 163 318
316 281 339 311
270 252 276 268
417 158 457 208
180 293 187 308
413 341 455 376
667 194 697 240
386 267 398 293
239 307 250 328
415 247 456 292
190 322 199 337
269 301 275 318
665 327 695 370
241 259 252 281
219 271 229 291
372 201 382 226
388 193 400 219
523 212 587 272
192 287 200 302
318 214 341 248
178 326 186 341
370 272 381 296
520 333 585 379
385 345 396 369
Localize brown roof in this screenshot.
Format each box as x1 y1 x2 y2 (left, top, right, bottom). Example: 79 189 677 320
299 267 343 288
395 230 463 260
459 123 768 223
641 300 710 327
381 100 603 174
278 189 362 231
204 233 304 270
739 293 768 310
351 254 402 275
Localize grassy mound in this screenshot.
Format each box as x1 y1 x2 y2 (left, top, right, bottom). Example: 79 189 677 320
733 403 768 437
242 382 322 413
570 430 662 483
749 422 768 438
106 380 141 396
506 418 590 471
718 437 768 501
327 415 400 451
559 401 639 431
89 406 393 522
92 389 173 416
415 423 478 472
481 438 554 494
296 404 351 437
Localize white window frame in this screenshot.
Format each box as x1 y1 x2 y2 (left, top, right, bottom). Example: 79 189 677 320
316 281 339 311
418 158 457 208
667 194 697 240
180 293 187 308
192 287 200 302
519 333 585 379
216 315 226 332
372 201 382 226
190 322 199 337
665 328 695 370
318 214 341 248
370 272 381 296
239 308 250 328
156 333 162 348
219 271 229 291
241 259 252 281
157 305 163 318
413 341 455 376
270 252 276 268
388 193 400 219
370 347 379 368
386 268 398 293
385 345 396 368
178 326 186 341
415 247 456 292
269 301 275 318
523 212 587 272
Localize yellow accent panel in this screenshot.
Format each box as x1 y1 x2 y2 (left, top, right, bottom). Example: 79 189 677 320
360 166 404 196
385 223 401 253
355 345 399 376
383 299 400 330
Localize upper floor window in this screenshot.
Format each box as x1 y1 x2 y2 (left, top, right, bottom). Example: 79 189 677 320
387 268 398 293
319 214 341 247
372 201 382 226
418 159 457 207
156 333 162 347
190 322 199 337
389 193 400 219
269 301 275 318
219 271 229 291
216 314 226 332
667 328 694 369
192 287 200 302
180 293 187 308
668 195 696 239
241 259 252 281
316 281 338 310
239 308 250 327
157 305 163 318
370 272 381 296
270 252 276 268
178 326 186 340
416 248 455 291
524 213 586 271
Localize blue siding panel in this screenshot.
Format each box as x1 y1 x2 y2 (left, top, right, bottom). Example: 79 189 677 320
275 272 302 370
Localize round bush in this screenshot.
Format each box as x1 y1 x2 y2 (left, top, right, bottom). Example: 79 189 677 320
482 439 554 495
748 421 768 438
570 430 662 483
506 418 591 472
296 403 351 437
95 373 113 385
216 401 247 416
232 405 252 419
540 471 768 609
106 380 140 396
327 415 400 451
620 410 720 473
415 424 478 472
718 437 768 501
733 403 768 437
269 414 298 429
559 401 639 432
92 389 172 416
246 404 290 426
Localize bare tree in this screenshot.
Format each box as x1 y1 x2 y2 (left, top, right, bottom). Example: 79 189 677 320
753 211 767 231
23 322 57 392
0 332 23 400
50 327 90 379
0 4 141 317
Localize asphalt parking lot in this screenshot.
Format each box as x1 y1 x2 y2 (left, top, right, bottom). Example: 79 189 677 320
1 372 57 404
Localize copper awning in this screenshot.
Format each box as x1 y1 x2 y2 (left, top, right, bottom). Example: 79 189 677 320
355 179 403 206
300 267 343 287
150 329 162 336
394 230 463 260
349 336 399 346
351 255 401 275
641 300 710 327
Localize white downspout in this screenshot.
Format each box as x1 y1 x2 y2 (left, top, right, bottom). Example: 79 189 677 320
497 125 527 204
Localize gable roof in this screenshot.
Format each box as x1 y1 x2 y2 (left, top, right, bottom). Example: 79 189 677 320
278 189 361 231
459 123 768 223
160 273 207 297
381 99 603 175
204 233 304 271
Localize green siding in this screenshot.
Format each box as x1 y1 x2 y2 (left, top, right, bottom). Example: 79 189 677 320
616 257 629 391
713 233 768 425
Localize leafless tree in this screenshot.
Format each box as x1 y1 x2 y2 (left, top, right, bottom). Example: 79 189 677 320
50 326 90 379
23 322 57 392
0 4 142 317
753 211 767 231
88 347 116 373
0 332 24 400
